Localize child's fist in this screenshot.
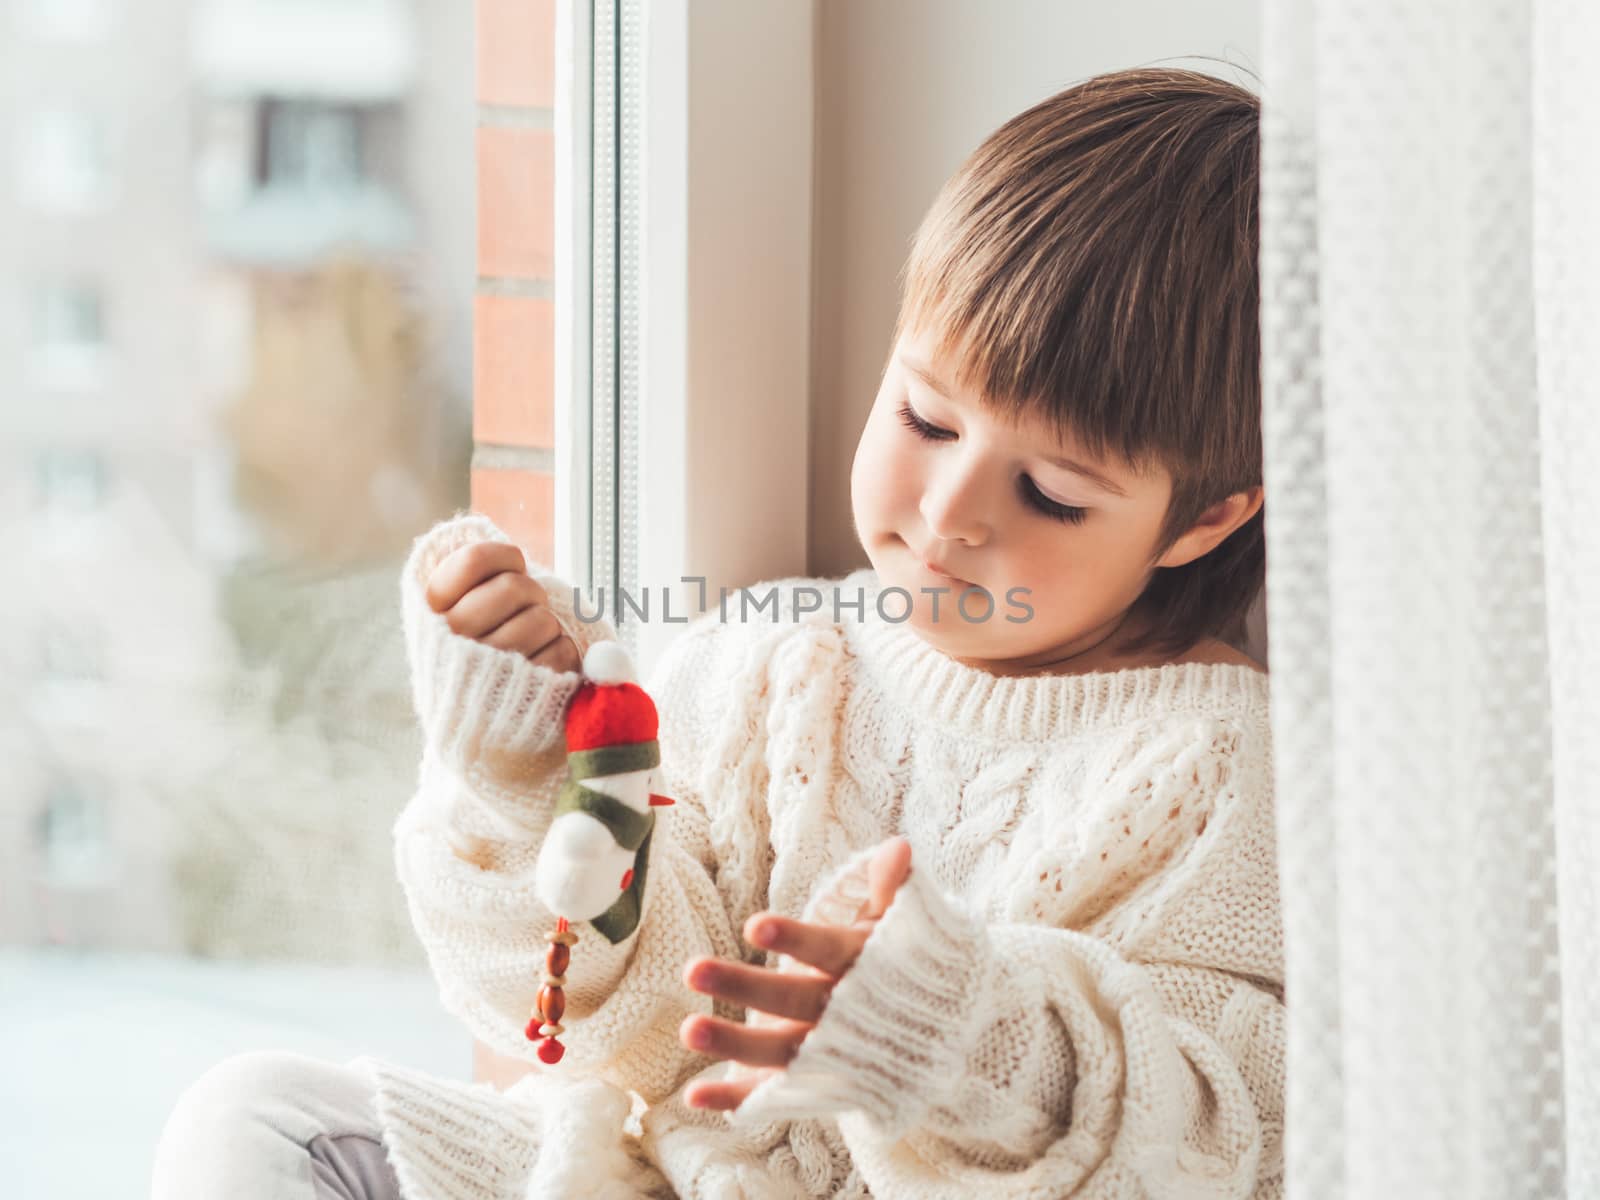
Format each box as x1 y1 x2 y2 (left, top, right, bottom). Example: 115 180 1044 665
425 540 582 674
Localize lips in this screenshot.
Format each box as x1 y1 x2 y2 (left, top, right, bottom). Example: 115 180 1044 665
905 537 974 589
921 558 973 589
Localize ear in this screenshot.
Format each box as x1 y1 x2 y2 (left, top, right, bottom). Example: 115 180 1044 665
1153 487 1264 570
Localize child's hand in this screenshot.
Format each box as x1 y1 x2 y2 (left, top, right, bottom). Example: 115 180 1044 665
425 540 581 673
677 837 914 1111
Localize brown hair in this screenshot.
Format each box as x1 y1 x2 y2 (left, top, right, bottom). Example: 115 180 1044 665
894 65 1263 659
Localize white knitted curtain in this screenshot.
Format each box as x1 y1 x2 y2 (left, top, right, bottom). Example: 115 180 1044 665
1260 1 1599 1197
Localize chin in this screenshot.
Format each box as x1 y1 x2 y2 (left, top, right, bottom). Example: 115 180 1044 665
906 601 991 644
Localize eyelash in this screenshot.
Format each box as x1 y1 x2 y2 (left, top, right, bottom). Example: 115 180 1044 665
896 402 1089 525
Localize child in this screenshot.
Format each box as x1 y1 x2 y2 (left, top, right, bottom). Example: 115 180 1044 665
153 66 1281 1200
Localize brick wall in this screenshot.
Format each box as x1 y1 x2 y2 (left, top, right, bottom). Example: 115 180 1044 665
471 0 559 1092
472 0 558 571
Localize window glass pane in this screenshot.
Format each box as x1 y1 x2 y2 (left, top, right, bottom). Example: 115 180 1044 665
14 0 114 41
19 109 113 212
35 283 105 350
34 776 114 889
259 100 365 190
194 100 256 209
35 780 116 896
3 2 476 1190
38 626 107 685
35 449 108 513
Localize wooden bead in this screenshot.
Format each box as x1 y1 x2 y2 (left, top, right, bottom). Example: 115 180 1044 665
537 984 566 1025
546 942 570 976
545 928 579 948
536 1036 565 1065
542 972 567 989
538 1021 565 1038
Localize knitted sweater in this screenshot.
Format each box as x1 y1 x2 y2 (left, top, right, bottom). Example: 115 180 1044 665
366 514 1284 1200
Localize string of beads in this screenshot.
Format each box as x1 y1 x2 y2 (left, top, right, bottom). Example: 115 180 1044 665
528 917 579 1064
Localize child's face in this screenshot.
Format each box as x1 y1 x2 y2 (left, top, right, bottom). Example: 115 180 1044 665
850 329 1185 674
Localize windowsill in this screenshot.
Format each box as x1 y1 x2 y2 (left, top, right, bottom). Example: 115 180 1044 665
0 947 466 1194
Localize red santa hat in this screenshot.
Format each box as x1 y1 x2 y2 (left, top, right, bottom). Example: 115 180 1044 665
564 641 661 781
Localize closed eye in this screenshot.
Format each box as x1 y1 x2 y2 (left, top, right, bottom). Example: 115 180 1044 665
896 402 1089 526
897 402 952 442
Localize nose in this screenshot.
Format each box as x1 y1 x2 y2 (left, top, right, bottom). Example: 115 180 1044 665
919 454 992 547
647 765 674 807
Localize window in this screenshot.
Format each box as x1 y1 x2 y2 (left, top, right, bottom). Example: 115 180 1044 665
5 3 471 1190
35 284 104 349
34 777 114 889
19 109 113 213
39 627 107 686
35 449 109 515
31 281 108 388
257 100 364 191
14 0 114 40
200 98 406 263
194 100 257 209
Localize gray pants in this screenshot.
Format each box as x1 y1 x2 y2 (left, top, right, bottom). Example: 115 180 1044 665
151 1051 404 1200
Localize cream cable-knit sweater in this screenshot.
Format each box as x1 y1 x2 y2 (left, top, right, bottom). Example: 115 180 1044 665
362 514 1285 1200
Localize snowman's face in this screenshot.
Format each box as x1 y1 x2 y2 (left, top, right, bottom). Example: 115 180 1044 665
582 765 661 809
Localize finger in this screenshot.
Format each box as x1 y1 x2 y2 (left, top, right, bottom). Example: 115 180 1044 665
527 628 581 675
684 1074 767 1111
861 836 914 921
480 604 565 661
678 1014 806 1069
445 572 544 640
426 541 532 611
745 912 865 978
683 957 833 1024
474 590 578 672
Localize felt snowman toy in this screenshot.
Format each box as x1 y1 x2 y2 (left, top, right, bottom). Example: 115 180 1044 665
528 639 674 1065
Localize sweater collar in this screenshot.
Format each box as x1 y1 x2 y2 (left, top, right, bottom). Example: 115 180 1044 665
837 568 1271 742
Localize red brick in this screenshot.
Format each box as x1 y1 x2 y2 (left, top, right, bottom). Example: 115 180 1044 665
477 126 554 280
478 0 556 108
473 294 554 447
472 466 555 569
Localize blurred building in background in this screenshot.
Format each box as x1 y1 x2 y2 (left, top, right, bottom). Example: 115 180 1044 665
0 0 471 964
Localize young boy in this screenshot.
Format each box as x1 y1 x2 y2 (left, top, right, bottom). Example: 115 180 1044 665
153 66 1281 1200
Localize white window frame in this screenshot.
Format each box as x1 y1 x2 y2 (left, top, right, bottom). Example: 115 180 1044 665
554 0 816 682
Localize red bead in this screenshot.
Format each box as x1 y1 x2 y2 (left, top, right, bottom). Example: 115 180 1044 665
524 1016 541 1041
620 868 634 891
537 984 566 1025
536 1036 565 1064
546 942 570 976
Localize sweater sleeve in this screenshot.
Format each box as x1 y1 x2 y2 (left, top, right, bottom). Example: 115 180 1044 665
729 718 1285 1200
396 513 617 849
392 514 757 1104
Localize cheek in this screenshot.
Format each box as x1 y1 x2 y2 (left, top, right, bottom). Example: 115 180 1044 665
1004 539 1067 600
1027 524 1143 604
1004 524 1118 602
853 413 916 513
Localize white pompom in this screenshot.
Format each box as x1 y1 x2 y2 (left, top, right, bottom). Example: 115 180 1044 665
583 640 636 685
